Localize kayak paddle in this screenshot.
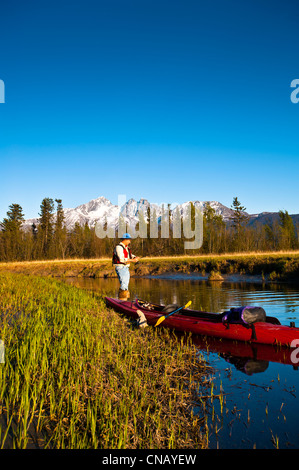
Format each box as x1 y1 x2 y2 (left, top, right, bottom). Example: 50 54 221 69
154 301 192 327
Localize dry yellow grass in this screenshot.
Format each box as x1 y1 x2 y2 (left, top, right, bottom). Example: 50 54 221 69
1 250 299 281
1 250 299 267
140 250 299 260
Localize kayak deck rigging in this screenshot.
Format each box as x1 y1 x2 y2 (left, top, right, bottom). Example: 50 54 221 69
135 299 281 325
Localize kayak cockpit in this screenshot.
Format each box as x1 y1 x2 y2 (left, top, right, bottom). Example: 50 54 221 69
135 299 281 325
135 299 225 323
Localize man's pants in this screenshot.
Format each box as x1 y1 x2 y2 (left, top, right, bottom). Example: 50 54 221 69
115 265 130 290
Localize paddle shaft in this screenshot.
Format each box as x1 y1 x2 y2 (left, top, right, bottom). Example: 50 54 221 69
155 301 192 327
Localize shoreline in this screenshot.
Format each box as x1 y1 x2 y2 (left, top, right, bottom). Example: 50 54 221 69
0 251 299 283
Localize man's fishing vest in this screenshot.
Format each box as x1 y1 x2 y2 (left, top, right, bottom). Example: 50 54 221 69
112 244 132 265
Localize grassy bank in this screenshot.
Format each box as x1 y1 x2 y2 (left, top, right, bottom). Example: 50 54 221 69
1 251 299 282
0 272 212 449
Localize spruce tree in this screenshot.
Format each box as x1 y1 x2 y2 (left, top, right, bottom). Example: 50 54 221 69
231 197 248 251
203 204 225 253
278 210 296 250
0 204 25 260
68 222 84 257
1 203 25 232
38 197 55 258
264 224 275 250
54 199 67 259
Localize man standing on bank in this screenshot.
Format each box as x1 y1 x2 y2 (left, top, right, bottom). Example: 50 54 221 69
113 233 140 299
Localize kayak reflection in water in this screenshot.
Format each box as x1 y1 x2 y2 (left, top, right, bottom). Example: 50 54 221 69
220 353 269 375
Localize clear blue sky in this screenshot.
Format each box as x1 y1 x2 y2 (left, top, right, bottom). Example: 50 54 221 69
1 0 299 220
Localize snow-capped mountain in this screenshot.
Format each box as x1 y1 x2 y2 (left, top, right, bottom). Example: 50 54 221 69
21 196 246 232
63 196 121 229
190 201 237 221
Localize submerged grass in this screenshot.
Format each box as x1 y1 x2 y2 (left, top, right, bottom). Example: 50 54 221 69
0 272 211 449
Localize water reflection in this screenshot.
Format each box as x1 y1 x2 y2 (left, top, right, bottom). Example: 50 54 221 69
188 335 296 375
65 275 299 326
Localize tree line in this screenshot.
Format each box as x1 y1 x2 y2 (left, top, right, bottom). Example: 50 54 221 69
0 196 298 262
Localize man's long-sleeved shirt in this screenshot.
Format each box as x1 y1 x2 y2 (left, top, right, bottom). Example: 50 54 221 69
113 242 136 267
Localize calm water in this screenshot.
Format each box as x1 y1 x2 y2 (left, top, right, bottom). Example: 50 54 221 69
65 275 299 449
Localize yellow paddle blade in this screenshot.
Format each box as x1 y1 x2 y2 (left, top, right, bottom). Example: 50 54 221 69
185 301 192 308
154 315 166 327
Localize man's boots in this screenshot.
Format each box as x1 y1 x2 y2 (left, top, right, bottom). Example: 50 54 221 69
118 289 130 300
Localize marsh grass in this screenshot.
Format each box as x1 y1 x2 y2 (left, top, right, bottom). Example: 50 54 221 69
0 272 211 449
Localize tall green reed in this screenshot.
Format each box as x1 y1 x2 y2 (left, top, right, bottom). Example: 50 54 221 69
0 272 211 449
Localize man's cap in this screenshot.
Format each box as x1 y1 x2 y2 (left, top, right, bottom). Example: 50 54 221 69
121 233 132 239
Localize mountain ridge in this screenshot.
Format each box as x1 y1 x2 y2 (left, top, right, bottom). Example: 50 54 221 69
21 196 299 232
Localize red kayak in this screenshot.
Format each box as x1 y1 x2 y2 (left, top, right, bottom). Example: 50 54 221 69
105 297 299 347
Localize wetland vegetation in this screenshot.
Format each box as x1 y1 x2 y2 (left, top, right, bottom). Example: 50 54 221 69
1 258 299 449
0 272 213 449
